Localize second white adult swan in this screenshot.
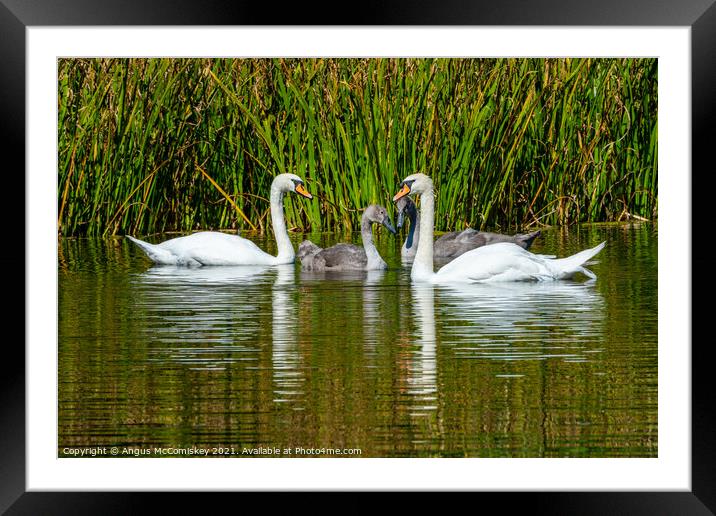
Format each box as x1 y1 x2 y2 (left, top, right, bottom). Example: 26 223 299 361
126 173 312 266
393 173 605 283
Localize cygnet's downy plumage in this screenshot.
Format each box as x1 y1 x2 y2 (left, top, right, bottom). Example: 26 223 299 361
297 205 396 271
395 196 541 261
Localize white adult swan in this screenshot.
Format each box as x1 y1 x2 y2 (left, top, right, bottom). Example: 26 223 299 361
395 195 541 261
296 205 396 271
126 173 312 266
393 173 606 283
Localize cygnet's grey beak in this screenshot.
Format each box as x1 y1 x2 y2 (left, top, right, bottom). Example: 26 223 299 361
382 217 397 235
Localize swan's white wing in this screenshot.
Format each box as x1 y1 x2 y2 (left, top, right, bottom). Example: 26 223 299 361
159 232 275 266
435 242 551 283
435 240 607 283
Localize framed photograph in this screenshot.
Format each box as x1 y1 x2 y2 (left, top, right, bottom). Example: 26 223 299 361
6 0 712 512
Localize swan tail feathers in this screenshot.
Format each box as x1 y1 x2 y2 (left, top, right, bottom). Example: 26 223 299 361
126 235 175 264
578 266 597 280
553 241 606 279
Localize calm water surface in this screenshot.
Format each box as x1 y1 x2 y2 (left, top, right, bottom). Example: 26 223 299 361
58 224 657 457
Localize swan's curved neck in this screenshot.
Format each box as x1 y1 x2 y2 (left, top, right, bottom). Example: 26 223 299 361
270 185 294 263
412 190 434 281
361 215 386 269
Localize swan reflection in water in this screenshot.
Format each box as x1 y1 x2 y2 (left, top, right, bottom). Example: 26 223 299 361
271 264 304 406
408 284 438 415
133 264 274 369
299 268 388 364
362 270 386 361
406 280 605 414
139 264 272 284
435 281 606 363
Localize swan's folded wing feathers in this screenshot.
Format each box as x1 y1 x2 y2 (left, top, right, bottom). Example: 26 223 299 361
316 243 367 269
435 229 487 258
297 240 322 262
180 235 272 266
435 231 458 242
455 228 481 244
436 242 549 282
465 267 552 283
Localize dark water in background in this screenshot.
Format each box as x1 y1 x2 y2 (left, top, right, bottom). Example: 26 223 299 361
58 223 657 457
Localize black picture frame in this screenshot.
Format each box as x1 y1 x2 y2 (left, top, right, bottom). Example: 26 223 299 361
4 1 713 512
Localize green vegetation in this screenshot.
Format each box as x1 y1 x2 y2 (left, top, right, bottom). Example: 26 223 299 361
57 58 657 237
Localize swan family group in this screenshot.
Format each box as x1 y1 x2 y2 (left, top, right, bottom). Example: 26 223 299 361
127 173 606 283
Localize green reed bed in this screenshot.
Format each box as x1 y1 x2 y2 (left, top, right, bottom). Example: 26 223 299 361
57 58 657 237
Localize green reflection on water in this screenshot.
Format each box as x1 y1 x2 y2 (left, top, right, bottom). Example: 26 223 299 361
58 223 657 457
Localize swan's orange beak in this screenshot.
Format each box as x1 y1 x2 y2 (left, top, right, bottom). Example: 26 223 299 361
295 184 313 199
393 183 411 202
